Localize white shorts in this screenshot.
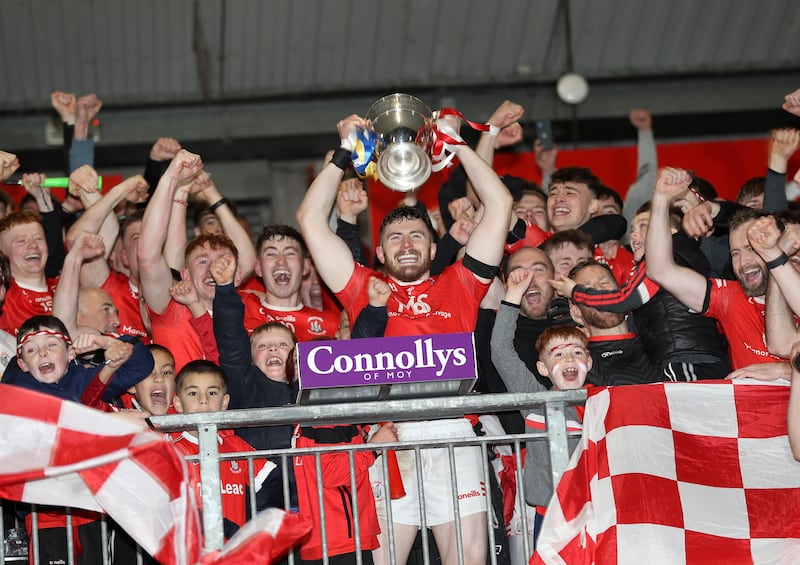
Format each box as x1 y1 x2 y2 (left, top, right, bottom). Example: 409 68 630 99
370 419 487 527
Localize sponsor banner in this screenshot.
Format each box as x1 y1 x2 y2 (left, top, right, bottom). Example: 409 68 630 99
296 332 476 389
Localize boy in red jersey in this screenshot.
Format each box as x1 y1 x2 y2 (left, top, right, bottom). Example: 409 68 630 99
170 360 277 538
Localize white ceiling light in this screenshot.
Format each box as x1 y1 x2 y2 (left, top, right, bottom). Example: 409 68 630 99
556 73 589 105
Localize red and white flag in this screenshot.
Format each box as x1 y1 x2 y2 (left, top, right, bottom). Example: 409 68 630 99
0 384 310 564
532 380 800 565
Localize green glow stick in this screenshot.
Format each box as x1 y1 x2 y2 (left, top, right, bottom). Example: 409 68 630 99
16 177 103 189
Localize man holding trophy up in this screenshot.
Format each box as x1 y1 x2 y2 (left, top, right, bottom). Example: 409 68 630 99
296 96 520 565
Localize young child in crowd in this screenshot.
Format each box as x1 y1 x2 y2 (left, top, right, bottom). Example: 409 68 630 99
491 267 590 547
169 360 278 539
5 315 154 405
111 345 178 564
2 315 154 565
211 250 297 464
533 326 592 395
122 344 177 415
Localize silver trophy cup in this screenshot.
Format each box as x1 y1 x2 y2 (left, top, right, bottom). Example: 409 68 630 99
365 93 433 192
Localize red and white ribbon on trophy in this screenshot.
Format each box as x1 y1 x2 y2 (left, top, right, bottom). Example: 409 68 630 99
429 108 499 171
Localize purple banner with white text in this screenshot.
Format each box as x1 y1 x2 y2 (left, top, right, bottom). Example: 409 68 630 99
296 333 477 389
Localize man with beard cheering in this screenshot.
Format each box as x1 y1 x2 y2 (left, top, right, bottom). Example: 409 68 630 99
566 260 664 386
646 167 784 372
297 111 514 565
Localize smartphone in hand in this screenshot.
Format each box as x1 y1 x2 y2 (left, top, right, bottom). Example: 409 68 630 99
535 120 554 150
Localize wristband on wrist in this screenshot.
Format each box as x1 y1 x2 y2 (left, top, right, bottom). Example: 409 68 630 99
172 198 188 207
765 252 789 270
486 124 501 137
208 198 229 214
331 147 352 171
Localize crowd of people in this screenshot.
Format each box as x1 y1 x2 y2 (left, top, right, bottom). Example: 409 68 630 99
1 87 800 565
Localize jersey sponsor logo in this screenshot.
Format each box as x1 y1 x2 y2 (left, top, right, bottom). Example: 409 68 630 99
308 316 325 335
457 482 486 500
121 324 146 337
221 482 245 495
601 350 624 358
397 293 432 315
372 481 386 503
305 337 468 378
744 341 773 357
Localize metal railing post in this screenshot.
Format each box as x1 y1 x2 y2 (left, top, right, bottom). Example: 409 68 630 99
544 401 570 487
197 424 224 551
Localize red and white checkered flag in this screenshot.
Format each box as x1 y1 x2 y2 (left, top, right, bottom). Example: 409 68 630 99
532 380 800 565
0 384 310 564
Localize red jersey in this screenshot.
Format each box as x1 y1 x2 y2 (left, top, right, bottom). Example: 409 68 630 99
147 300 210 372
594 245 635 287
506 223 634 286
102 270 149 342
293 424 380 560
239 274 265 293
0 277 58 335
505 222 550 254
336 261 489 337
240 292 339 341
704 278 782 370
171 430 275 533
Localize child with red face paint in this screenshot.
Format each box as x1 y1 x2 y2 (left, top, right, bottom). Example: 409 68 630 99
491 266 592 549
534 326 592 391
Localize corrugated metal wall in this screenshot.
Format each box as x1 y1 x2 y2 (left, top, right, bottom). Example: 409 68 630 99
2 0 798 112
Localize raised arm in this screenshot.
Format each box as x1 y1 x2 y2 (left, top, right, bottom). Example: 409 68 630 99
189 172 256 282
69 94 102 171
782 88 800 117
53 232 105 337
143 137 182 196
490 268 546 394
335 178 370 266
162 170 192 272
138 150 203 314
748 216 800 356
764 128 799 212
622 109 657 223
0 150 20 183
465 100 524 208
459 145 514 280
66 169 149 287
788 340 800 461
210 253 261 399
646 168 709 313
295 116 364 293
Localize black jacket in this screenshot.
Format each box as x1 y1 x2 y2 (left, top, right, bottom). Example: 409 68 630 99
635 232 729 367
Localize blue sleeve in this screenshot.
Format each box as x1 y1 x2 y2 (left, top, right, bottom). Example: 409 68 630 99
351 305 388 339
763 168 789 212
100 338 155 401
212 284 254 386
212 284 288 408
68 139 95 172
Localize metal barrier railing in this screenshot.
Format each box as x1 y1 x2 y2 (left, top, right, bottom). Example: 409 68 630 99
2 390 586 564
